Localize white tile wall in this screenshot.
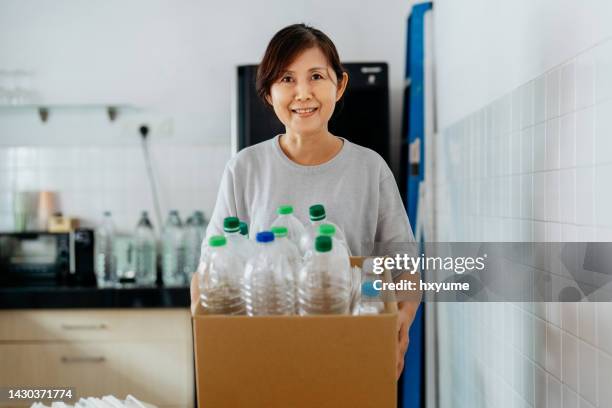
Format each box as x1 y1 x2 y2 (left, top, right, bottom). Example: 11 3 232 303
0 143 230 232
434 37 612 408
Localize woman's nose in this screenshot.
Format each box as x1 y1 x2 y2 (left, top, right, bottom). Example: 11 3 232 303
294 81 312 100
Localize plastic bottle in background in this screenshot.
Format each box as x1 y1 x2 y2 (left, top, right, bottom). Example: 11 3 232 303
271 205 305 247
239 221 249 238
355 258 385 315
198 235 246 315
95 211 116 287
223 217 254 263
298 235 351 315
162 210 186 286
243 231 294 316
133 211 157 286
184 211 208 277
299 204 349 256
271 226 300 313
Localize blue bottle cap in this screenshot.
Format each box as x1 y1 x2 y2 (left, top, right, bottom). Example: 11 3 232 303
256 231 275 243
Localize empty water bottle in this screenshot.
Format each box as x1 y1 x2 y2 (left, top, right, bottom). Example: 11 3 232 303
95 211 116 287
271 226 300 312
298 235 351 315
243 231 294 316
184 211 207 277
198 235 245 315
271 205 305 247
223 216 254 263
133 211 157 285
162 210 186 286
239 221 249 238
299 204 349 256
355 258 385 315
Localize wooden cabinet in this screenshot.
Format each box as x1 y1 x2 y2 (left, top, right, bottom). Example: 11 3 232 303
0 309 194 408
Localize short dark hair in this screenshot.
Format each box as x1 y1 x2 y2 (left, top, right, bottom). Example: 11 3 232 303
256 23 346 105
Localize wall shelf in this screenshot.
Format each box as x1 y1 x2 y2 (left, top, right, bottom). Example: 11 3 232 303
0 104 140 123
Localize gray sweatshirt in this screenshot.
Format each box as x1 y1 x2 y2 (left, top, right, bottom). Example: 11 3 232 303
206 135 415 256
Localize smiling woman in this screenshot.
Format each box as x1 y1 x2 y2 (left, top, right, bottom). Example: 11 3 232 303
196 23 419 379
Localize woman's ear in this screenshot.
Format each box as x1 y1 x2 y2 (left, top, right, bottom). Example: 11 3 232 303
336 72 349 102
265 93 273 106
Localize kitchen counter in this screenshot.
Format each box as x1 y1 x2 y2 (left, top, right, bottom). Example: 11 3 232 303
0 286 190 309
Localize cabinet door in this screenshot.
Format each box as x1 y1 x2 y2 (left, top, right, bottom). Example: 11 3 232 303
0 341 194 408
0 309 191 342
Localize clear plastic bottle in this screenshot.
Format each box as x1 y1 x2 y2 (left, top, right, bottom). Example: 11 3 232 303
271 205 305 247
303 223 350 262
271 226 300 313
243 231 294 316
298 235 351 315
239 221 249 238
133 211 157 286
184 211 207 277
356 258 385 315
223 216 254 263
299 204 349 256
198 235 245 315
95 211 116 287
162 210 186 286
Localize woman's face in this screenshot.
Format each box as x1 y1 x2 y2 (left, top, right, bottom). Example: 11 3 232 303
267 47 348 137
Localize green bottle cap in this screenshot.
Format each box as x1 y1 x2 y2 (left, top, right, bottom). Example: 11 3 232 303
223 217 240 233
209 235 226 247
239 221 249 236
309 204 326 221
277 205 294 215
315 235 332 252
271 226 288 238
318 224 335 236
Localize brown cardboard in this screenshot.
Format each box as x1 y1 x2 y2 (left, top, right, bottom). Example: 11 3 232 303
192 257 398 408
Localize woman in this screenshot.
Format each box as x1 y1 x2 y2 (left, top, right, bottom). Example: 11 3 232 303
192 23 418 379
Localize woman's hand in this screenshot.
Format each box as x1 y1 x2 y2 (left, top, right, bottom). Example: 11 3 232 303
396 301 418 380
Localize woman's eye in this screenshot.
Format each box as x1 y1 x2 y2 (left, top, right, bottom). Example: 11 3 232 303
281 76 293 83
312 73 323 80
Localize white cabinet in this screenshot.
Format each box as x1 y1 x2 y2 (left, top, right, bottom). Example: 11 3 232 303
0 309 194 408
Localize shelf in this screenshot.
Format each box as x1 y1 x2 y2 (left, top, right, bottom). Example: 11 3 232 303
0 104 141 123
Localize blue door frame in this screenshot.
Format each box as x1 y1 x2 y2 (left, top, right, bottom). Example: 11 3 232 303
400 3 432 408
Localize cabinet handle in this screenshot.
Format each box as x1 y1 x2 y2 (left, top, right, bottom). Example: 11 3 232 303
60 323 108 330
61 356 106 364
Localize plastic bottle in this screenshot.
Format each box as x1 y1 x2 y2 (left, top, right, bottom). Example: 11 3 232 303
303 223 350 262
133 211 157 285
95 211 116 287
243 231 294 316
223 216 254 263
298 235 351 315
355 258 385 315
271 205 305 247
198 235 246 315
239 221 249 238
162 210 186 286
271 226 300 313
184 211 208 277
299 204 349 256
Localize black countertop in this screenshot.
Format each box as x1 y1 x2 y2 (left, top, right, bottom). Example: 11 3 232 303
0 286 191 309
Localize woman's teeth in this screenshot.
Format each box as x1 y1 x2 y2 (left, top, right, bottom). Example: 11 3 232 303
292 108 317 113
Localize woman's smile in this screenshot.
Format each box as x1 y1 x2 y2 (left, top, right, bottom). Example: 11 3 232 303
291 106 318 117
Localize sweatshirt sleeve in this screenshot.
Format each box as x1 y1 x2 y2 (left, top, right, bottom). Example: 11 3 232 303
375 174 415 244
375 173 417 279
205 161 238 241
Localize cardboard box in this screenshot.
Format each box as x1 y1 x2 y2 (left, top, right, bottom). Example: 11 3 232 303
192 257 398 408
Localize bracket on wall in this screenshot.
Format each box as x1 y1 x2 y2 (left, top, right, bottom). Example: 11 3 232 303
33 105 125 123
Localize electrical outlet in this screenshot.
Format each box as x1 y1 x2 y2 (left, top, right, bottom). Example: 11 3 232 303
121 114 174 138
